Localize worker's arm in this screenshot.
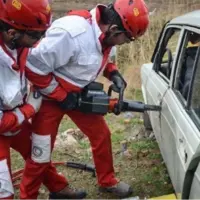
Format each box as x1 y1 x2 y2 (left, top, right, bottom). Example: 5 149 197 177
26 28 76 101
0 91 41 134
103 62 118 80
0 105 32 134
103 47 127 92
103 47 118 80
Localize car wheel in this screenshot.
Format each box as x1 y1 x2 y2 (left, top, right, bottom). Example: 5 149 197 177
143 111 152 130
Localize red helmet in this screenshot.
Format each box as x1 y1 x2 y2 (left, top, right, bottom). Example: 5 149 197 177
0 0 52 31
113 0 149 38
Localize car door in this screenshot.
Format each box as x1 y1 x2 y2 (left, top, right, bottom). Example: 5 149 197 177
160 27 200 199
142 25 183 149
180 28 200 199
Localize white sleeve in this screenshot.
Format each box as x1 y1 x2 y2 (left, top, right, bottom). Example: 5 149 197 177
26 28 76 75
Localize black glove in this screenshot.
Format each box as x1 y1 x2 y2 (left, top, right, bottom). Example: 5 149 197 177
58 92 80 110
110 71 127 93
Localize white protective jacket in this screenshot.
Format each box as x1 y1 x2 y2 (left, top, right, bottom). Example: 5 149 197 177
0 35 35 135
26 5 118 101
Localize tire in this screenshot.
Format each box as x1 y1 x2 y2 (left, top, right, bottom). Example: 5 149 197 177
143 111 152 131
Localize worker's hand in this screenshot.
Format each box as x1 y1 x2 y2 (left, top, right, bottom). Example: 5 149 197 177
26 89 42 113
110 71 127 93
58 92 80 110
15 89 42 122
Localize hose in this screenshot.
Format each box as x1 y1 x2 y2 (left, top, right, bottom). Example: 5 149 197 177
12 161 95 188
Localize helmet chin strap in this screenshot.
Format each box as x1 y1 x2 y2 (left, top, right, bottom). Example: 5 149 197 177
10 32 24 49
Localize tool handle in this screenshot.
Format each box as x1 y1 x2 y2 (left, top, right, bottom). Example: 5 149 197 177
108 85 125 114
108 84 124 101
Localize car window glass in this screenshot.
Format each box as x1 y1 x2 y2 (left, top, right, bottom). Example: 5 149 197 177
174 31 200 102
162 31 180 62
156 28 181 80
190 48 200 120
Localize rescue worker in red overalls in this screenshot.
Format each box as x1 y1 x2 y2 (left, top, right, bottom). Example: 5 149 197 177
0 0 87 199
22 0 149 198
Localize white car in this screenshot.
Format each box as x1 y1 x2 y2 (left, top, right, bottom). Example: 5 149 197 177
141 10 200 199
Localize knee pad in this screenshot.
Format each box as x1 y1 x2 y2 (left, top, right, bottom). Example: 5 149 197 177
31 133 51 163
0 160 14 198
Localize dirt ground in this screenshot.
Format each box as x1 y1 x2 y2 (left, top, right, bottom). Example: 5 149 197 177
51 0 111 18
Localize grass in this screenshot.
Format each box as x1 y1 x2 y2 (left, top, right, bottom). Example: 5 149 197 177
58 116 77 133
131 139 158 151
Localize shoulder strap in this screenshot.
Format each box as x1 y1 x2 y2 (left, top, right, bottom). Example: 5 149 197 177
67 10 92 21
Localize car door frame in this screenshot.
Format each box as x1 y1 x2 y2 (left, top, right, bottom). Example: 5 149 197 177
148 24 184 148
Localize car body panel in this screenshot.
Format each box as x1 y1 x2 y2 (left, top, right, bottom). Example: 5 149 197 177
141 10 200 199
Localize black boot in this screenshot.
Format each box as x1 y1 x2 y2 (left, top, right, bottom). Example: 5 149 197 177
49 185 87 199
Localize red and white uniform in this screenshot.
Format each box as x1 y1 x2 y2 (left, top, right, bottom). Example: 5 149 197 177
26 6 117 101
22 5 119 198
0 33 31 199
0 34 67 199
0 37 32 134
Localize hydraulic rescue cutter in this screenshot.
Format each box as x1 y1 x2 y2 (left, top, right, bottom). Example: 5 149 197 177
12 82 161 190
77 82 161 115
